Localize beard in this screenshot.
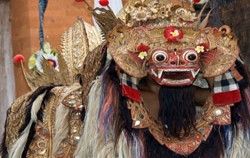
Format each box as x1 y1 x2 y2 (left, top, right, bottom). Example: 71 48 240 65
158 86 196 138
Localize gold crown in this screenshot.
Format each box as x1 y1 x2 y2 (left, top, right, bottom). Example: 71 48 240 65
121 0 199 28
90 0 210 34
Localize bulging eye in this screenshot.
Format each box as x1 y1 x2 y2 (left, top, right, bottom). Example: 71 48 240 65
183 50 198 62
152 51 168 63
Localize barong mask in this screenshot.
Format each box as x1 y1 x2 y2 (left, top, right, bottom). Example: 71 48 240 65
91 3 245 155
103 0 240 87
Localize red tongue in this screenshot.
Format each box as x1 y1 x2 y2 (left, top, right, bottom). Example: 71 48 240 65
163 72 191 80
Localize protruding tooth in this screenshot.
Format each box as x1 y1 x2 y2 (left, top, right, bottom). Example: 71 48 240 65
158 70 163 78
194 69 200 76
191 69 200 78
191 70 196 78
151 69 157 77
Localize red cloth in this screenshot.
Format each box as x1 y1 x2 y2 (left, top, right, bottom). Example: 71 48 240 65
213 90 242 106
121 84 141 102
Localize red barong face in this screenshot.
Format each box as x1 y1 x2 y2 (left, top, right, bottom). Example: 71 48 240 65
145 27 200 86
147 48 200 86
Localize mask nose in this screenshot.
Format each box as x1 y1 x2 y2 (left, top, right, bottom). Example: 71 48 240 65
169 55 185 66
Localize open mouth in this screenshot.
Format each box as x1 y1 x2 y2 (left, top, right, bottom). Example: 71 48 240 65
149 68 200 86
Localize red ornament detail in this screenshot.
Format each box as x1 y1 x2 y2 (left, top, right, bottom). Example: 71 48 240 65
193 0 201 3
164 26 183 42
121 84 141 102
213 90 242 106
99 0 109 6
137 43 150 52
198 43 209 52
13 54 25 64
75 0 85 2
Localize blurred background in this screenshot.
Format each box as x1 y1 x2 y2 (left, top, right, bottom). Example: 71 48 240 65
0 0 249 138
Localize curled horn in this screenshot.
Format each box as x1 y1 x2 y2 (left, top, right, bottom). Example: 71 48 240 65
193 0 210 30
198 8 214 29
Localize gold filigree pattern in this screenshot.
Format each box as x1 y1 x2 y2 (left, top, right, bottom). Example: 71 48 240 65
25 85 85 158
62 86 83 110
5 91 33 149
84 22 103 52
60 18 103 84
55 110 83 158
26 87 64 158
81 42 107 106
61 18 90 84
25 54 70 89
55 85 84 158
61 18 104 106
120 0 196 28
200 27 240 77
127 95 232 155
107 25 151 78
202 97 232 125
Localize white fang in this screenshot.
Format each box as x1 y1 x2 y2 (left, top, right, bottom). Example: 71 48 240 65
151 69 157 77
158 70 163 78
191 69 200 78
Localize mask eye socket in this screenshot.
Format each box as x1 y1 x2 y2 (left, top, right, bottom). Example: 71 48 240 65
152 50 168 63
183 50 198 62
